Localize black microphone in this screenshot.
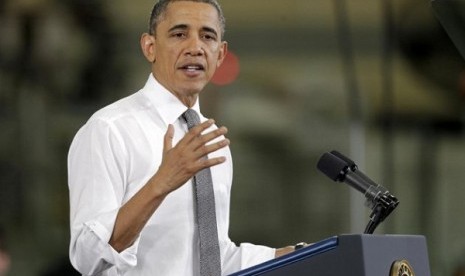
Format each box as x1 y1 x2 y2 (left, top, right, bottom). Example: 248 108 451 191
317 150 399 233
317 151 394 209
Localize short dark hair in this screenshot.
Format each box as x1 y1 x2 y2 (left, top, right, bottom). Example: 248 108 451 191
148 0 226 38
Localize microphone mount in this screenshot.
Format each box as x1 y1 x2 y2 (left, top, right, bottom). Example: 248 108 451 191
364 190 399 234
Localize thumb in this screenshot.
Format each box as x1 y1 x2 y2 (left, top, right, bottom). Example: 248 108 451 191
163 124 174 153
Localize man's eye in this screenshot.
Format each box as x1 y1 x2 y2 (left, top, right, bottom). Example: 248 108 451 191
203 34 216 40
172 33 186 38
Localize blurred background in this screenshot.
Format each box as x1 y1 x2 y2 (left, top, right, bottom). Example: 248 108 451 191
1 0 465 275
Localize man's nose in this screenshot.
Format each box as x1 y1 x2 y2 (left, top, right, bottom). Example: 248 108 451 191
185 37 204 56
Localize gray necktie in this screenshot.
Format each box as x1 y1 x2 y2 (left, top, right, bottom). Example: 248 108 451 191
182 109 222 276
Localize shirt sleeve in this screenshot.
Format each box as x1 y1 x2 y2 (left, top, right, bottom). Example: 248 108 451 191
221 240 276 275
68 118 138 275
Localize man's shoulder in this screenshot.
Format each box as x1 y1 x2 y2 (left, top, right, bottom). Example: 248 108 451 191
89 90 147 123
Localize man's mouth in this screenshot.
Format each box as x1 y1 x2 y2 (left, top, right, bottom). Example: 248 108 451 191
180 64 205 72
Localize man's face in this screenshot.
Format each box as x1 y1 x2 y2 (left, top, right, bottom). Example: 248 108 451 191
151 1 227 103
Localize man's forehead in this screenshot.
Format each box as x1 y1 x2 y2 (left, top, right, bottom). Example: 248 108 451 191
164 2 220 22
161 2 222 32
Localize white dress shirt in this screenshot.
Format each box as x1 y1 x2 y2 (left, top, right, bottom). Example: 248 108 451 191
68 74 275 276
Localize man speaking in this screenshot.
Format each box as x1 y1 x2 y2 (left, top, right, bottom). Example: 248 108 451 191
67 1 295 275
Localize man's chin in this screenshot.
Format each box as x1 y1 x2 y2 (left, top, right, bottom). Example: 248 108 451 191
180 81 209 95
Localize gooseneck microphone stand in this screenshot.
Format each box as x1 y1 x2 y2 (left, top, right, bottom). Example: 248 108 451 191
364 191 399 234
317 151 399 234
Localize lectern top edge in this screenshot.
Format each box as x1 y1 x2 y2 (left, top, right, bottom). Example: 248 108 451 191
228 236 338 276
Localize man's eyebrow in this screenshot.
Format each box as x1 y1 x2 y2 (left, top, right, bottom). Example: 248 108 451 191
168 24 219 37
201 26 218 37
168 24 188 33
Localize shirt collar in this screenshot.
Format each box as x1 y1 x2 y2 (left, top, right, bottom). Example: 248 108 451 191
140 74 202 126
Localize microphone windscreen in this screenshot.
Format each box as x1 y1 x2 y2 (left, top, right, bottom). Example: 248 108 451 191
330 150 356 170
317 152 348 181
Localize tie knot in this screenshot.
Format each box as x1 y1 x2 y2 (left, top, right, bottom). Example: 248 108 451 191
182 109 200 129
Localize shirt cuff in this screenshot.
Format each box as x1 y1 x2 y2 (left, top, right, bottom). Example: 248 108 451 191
79 217 140 273
238 242 275 269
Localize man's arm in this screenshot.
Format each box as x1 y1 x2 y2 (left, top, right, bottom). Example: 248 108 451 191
109 120 229 252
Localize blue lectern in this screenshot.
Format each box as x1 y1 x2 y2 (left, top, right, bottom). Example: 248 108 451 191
230 234 430 276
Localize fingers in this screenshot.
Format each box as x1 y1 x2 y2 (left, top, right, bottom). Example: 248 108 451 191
175 119 230 167
197 156 227 170
200 134 229 156
190 126 229 158
179 118 228 148
182 119 216 143
156 121 229 193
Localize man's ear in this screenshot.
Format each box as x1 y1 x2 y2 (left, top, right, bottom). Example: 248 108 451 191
140 33 156 63
216 41 228 68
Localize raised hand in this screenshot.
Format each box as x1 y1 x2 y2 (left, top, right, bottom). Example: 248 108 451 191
154 119 230 195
